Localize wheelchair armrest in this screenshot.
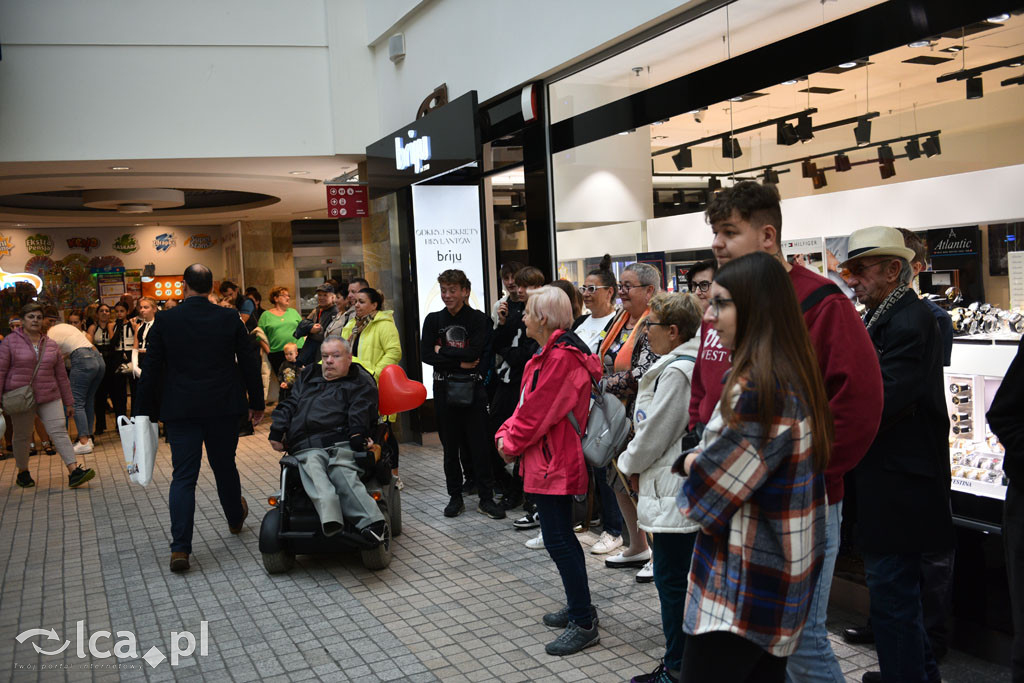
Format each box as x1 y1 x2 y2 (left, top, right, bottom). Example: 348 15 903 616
279 455 301 468
353 450 376 472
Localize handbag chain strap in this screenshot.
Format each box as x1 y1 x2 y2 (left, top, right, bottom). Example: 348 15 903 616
26 335 46 385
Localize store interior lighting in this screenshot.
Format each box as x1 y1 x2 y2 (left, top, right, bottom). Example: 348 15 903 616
923 134 942 157
707 176 722 192
796 114 814 141
722 135 742 159
671 147 693 170
777 121 800 145
801 159 817 178
880 159 897 179
762 168 780 185
905 138 922 160
967 75 984 99
878 144 895 162
834 153 852 172
812 169 828 189
854 117 872 146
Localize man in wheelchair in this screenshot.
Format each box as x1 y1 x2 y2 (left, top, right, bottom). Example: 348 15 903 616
268 336 386 544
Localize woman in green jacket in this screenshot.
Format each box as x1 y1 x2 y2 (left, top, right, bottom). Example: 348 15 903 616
341 287 404 486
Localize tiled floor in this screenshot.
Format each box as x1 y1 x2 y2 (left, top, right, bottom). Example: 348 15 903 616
0 419 1013 682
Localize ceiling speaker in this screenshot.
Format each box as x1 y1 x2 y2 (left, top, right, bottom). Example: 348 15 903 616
389 33 406 64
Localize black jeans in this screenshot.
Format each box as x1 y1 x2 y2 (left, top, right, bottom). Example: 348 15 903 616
434 380 493 501
652 532 697 673
592 465 622 536
680 631 787 683
1005 483 1024 683
268 350 286 378
920 548 955 658
533 493 593 627
166 417 244 554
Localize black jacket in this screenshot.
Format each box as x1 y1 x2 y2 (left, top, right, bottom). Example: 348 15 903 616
268 362 378 450
855 290 953 554
492 300 538 388
420 305 489 378
135 296 264 422
294 304 338 365
987 335 1024 484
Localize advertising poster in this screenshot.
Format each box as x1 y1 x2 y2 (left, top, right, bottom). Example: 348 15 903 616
125 269 143 300
636 251 667 291
96 272 126 306
411 185 485 399
782 237 826 275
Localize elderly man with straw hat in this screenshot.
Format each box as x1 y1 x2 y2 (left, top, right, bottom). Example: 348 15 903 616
840 226 953 683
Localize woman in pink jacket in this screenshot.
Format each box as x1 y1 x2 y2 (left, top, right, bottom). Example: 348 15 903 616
1 304 96 489
496 286 603 657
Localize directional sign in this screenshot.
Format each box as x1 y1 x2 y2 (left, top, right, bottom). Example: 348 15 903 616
326 184 369 218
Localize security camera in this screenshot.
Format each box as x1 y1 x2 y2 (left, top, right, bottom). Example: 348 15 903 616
692 107 707 123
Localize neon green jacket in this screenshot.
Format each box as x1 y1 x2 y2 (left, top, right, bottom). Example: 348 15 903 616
341 309 402 381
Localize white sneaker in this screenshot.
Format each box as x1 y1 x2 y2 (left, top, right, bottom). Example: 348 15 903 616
394 475 404 491
73 439 94 455
589 531 623 555
635 559 655 583
525 531 545 549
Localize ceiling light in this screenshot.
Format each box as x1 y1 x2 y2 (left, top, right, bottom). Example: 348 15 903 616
303 216 311 219
802 159 818 178
966 75 984 99
729 96 744 102
878 144 895 162
1009 61 1024 68
708 176 722 192
671 148 693 170
988 13 1010 22
777 122 800 145
835 153 852 172
838 62 859 69
854 117 872 146
652 119 670 125
763 168 780 185
945 45 965 53
721 135 742 159
905 138 922 160
908 39 932 48
879 160 897 179
289 170 310 175
923 134 942 157
813 169 828 189
782 79 799 85
110 166 131 171
796 114 814 141
652 135 668 140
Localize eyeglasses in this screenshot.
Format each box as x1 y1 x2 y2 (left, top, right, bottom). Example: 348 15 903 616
707 297 734 316
641 320 673 331
840 259 891 280
579 285 611 294
691 280 712 293
617 283 646 292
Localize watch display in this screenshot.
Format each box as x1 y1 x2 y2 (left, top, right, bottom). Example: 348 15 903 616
945 370 1007 501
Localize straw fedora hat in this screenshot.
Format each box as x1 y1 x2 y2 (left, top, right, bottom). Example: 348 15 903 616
840 226 915 267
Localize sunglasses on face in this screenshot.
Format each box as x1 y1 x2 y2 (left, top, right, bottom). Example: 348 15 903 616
579 285 611 294
840 259 891 280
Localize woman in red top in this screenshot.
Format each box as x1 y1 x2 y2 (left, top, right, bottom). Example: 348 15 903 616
496 286 603 657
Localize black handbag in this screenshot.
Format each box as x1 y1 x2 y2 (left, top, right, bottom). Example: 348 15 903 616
445 373 477 407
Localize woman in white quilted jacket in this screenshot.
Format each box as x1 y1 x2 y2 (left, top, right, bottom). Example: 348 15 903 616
617 292 703 683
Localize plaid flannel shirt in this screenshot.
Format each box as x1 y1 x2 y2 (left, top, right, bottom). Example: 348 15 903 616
678 375 826 657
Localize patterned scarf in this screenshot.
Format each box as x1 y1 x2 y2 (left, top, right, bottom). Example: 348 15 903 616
349 312 374 351
865 283 908 332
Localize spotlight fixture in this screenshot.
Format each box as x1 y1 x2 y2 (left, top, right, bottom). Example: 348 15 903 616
801 159 818 178
905 138 922 160
908 39 932 48
763 168 780 185
813 169 828 189
878 144 895 162
967 76 983 100
838 62 859 69
922 134 942 157
777 121 800 146
880 159 897 179
708 176 722 192
722 135 742 159
671 147 693 170
854 117 872 146
834 153 852 172
796 114 814 142
988 13 1010 22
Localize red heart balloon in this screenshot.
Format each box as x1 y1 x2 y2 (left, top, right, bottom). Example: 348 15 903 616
378 364 427 415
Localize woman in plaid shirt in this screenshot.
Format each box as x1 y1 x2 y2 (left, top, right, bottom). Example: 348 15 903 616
676 252 832 682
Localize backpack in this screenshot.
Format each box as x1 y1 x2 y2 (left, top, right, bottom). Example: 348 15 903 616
566 375 631 469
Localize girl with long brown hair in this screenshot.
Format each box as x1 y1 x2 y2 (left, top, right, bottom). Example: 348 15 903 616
676 251 831 683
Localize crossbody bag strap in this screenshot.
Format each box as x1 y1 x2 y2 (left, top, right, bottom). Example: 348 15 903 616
653 354 696 394
800 283 842 313
27 336 46 383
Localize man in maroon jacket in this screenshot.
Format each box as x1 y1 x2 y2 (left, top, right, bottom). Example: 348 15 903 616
687 181 883 682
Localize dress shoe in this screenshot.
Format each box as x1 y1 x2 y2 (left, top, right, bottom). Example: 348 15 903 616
842 624 875 645
229 497 249 534
861 672 881 683
169 552 190 573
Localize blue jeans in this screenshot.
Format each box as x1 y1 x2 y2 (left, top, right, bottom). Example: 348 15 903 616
166 418 244 554
592 465 622 536
863 551 941 683
652 531 697 673
69 347 105 439
533 493 593 626
786 501 844 683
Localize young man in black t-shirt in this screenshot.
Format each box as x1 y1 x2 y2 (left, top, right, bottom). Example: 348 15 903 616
420 269 504 520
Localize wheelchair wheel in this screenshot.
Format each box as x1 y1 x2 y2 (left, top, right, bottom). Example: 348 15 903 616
361 511 392 570
262 549 295 574
389 485 402 538
259 507 295 574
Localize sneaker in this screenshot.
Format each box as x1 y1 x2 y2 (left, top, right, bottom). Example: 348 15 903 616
43 441 56 455
543 604 599 629
513 511 540 530
444 496 465 518
631 661 677 683
498 490 523 510
16 471 35 488
360 520 387 545
67 466 95 488
545 621 600 656
605 548 652 568
525 531 545 549
635 559 655 584
394 475 404 491
477 499 506 520
590 531 623 555
73 439 94 456
573 517 602 533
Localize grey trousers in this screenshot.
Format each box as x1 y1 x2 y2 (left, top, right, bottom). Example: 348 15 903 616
293 446 384 536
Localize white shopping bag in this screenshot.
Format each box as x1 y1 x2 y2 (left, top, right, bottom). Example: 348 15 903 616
117 415 158 486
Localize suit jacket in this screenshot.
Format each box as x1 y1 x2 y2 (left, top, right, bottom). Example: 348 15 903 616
135 296 264 422
855 290 953 554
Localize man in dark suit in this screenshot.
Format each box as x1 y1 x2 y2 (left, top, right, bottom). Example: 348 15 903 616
135 264 265 573
840 227 953 683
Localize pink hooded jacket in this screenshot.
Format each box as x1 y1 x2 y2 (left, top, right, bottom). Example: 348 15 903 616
0 329 73 407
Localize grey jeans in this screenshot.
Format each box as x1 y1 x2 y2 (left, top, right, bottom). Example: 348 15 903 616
292 445 384 535
69 347 105 439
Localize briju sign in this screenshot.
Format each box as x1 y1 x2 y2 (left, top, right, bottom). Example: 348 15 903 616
395 130 432 173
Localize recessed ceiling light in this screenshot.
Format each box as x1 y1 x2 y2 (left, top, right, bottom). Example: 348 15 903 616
110 166 131 171
729 96 744 102
1010 60 1024 68
838 62 859 69
289 170 310 175
134 223 142 226
782 79 799 85
652 119 670 125
304 216 311 219
908 40 931 48
652 135 668 140
988 13 1010 23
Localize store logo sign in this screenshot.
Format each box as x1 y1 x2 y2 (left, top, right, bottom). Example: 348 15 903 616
395 129 432 173
153 233 176 252
113 234 139 254
67 237 100 253
185 233 216 250
0 234 15 258
25 234 53 256
0 267 42 292
931 228 978 256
